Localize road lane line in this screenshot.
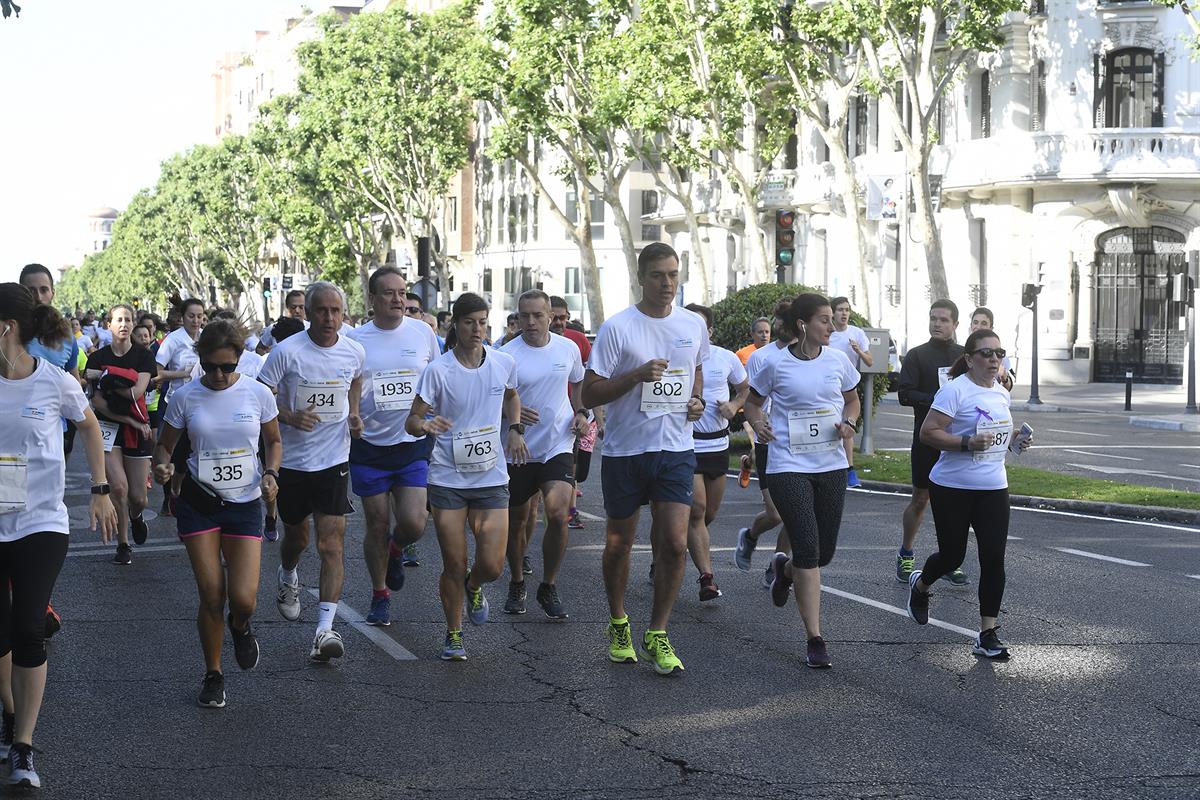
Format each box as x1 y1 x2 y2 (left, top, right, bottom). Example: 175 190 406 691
820 585 977 638
1062 449 1141 461
1182 465 1200 470
881 427 911 433
577 511 605 521
66 544 185 557
1047 429 1109 438
305 589 417 661
1051 548 1151 567
1187 575 1200 580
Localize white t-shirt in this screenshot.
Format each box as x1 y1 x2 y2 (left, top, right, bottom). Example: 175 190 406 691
751 346 860 475
346 319 442 447
189 350 264 382
156 327 201 403
258 332 366 472
829 325 870 368
502 333 585 463
746 341 791 443
928 374 1013 491
588 305 709 457
165 376 278 503
0 360 90 540
96 327 114 348
415 347 518 489
693 345 748 454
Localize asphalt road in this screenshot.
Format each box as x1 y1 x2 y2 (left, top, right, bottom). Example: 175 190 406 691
21 457 1200 799
868 401 1200 492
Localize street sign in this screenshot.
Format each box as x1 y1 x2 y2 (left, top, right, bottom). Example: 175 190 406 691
861 328 891 374
760 176 790 207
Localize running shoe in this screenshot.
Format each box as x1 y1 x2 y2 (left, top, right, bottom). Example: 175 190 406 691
7 742 40 788
466 574 489 625
263 515 278 543
607 618 637 663
197 671 226 709
441 629 467 661
536 582 569 619
942 568 969 586
846 468 861 488
698 572 722 601
276 571 301 622
806 636 832 669
1 710 12 764
365 595 391 626
738 454 752 488
504 581 527 615
639 631 684 675
907 570 929 625
385 547 406 592
895 553 915 584
113 542 132 566
401 543 420 567
310 628 345 662
762 563 774 589
228 615 260 670
130 513 148 545
769 552 792 608
567 511 585 529
734 527 756 571
522 555 533 576
973 626 1011 660
44 605 61 639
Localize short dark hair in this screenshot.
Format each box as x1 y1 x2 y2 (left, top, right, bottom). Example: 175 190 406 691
436 310 451 324
445 292 489 350
549 295 568 310
930 299 959 322
637 242 679 276
285 289 305 304
180 297 205 314
507 312 519 323
785 293 832 339
949 328 1000 378
971 306 994 326
368 266 406 295
405 293 423 310
272 317 305 342
19 264 54 288
830 296 851 312
684 302 712 328
517 289 550 308
195 319 245 359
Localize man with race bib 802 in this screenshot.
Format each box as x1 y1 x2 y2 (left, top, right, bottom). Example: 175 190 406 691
258 282 365 663
344 267 441 627
581 243 707 676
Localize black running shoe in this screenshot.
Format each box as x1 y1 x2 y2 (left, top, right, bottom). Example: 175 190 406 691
522 555 533 575
113 542 133 566
907 570 929 625
536 582 569 619
503 581 527 615
130 514 148 545
385 547 406 592
973 626 1011 660
197 671 226 708
228 614 260 671
769 553 792 608
1 710 13 764
263 515 278 543
806 636 832 669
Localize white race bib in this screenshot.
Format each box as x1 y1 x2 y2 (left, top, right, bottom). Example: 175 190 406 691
937 367 951 388
452 425 501 473
98 420 119 453
295 379 348 422
0 454 28 514
371 368 417 412
974 418 1013 464
640 367 689 413
787 407 840 455
197 448 257 499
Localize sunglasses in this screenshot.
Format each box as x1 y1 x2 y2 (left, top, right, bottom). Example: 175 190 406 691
200 362 238 374
971 347 1006 359
405 306 422 315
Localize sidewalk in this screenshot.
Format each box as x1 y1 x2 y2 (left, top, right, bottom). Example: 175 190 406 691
883 382 1200 432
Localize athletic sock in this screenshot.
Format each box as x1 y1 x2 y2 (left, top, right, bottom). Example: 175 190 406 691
372 588 390 601
279 565 298 586
899 547 914 557
317 602 338 632
388 540 404 557
610 615 629 626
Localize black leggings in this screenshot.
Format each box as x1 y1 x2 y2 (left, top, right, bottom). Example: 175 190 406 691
921 483 1010 618
0 533 69 668
765 470 847 569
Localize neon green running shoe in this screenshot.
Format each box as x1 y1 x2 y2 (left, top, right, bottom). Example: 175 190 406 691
640 630 684 675
607 618 637 663
895 554 915 583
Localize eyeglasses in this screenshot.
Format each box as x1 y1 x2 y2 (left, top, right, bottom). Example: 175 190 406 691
200 362 238 374
405 306 422 315
971 347 1006 359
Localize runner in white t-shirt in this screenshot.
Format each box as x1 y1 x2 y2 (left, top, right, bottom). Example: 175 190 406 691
500 291 586 620
153 320 283 708
580 243 707 676
829 297 872 488
155 298 205 509
257 282 364 663
969 307 1016 390
0 283 117 790
745 293 861 669
906 329 1031 661
344 267 441 628
406 293 527 662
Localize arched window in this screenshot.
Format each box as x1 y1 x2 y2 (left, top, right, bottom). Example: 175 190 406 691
1096 47 1164 128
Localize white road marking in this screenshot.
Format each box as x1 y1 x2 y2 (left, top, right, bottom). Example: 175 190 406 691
1064 463 1200 484
67 543 185 557
1187 575 1200 580
1051 548 1151 567
577 511 605 521
1008 445 1200 450
820 585 978 638
1062 449 1142 462
881 427 912 434
1182 465 1200 470
1046 429 1109 438
1008 536 1024 540
306 589 417 661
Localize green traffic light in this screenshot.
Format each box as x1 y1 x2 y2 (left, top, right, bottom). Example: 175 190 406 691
776 248 794 266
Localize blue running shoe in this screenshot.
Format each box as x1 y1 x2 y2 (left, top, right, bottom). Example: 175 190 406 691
386 548 406 592
402 543 420 567
847 467 861 488
441 630 467 661
264 515 278 543
466 573 489 625
365 595 391 626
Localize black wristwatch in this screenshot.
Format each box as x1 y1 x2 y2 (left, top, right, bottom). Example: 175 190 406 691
508 423 526 435
91 483 111 495
960 434 971 452
263 469 280 479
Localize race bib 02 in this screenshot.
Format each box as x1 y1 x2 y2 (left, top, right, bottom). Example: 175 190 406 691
640 367 689 413
371 368 417 412
786 407 840 455
296 379 349 423
0 454 28 514
197 448 257 499
98 420 119 453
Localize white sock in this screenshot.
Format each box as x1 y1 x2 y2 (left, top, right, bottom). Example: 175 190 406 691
317 602 338 633
279 565 298 586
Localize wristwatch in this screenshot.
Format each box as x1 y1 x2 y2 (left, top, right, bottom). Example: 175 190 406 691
91 483 111 495
960 434 971 452
264 469 280 479
508 423 526 435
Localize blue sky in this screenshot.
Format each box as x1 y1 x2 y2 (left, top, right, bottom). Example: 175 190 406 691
0 0 305 281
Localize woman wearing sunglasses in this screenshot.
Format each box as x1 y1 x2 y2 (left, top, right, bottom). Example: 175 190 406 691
905 328 1032 659
153 320 282 708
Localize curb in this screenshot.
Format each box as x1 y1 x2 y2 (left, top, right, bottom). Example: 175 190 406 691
882 393 1198 430
1130 416 1200 433
855 480 1200 526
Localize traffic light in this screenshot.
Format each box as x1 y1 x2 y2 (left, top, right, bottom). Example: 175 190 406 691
281 275 293 290
417 236 432 278
262 277 272 299
775 209 796 283
1021 283 1040 309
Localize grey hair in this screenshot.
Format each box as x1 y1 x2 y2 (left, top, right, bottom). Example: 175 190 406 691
304 281 347 315
751 316 770 330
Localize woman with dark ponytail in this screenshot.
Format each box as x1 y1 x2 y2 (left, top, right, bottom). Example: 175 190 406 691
0 284 117 789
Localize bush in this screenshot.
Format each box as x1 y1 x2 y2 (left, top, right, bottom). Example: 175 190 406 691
709 283 889 423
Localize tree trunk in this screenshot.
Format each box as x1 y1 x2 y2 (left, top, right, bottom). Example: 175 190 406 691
828 145 873 321
739 193 768 285
357 254 372 317
602 183 642 305
578 224 605 329
681 198 712 302
909 154 948 301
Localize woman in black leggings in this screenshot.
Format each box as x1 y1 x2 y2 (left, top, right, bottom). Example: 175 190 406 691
744 293 861 669
0 284 117 789
905 328 1032 659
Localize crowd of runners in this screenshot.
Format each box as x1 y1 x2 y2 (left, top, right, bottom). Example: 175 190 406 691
0 245 1031 789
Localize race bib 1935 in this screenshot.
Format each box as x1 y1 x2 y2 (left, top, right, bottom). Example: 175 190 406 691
371 368 417 412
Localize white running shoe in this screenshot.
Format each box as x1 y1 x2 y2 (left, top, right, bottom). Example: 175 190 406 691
277 572 301 622
309 628 345 662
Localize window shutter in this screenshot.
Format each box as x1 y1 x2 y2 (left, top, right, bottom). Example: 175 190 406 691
1094 52 1106 128
1152 51 1165 127
981 71 991 138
